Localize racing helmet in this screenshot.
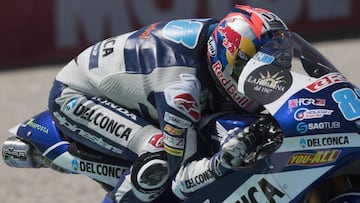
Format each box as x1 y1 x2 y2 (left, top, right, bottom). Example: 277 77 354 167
207 5 288 112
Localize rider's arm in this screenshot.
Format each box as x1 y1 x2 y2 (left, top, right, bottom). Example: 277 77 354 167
155 74 231 199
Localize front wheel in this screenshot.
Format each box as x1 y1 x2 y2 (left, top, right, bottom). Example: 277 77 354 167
305 175 360 203
328 192 360 203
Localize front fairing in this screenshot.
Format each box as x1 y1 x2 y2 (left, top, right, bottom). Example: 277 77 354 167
237 31 360 137
187 32 360 203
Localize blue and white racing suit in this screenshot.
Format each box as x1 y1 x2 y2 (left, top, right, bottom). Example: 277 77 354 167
48 18 259 202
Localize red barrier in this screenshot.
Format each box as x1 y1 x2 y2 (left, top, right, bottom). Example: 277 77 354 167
1 0 360 68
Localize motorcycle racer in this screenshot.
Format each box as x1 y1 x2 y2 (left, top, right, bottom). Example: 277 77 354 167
47 4 287 202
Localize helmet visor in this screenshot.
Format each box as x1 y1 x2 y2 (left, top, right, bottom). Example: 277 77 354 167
231 50 249 81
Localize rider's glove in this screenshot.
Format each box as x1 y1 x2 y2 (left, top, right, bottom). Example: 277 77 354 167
210 127 250 177
219 128 255 170
210 116 282 177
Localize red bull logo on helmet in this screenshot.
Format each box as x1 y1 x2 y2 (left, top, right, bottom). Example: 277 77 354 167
218 18 242 56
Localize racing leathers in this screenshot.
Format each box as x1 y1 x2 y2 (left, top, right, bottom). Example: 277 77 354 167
48 18 260 202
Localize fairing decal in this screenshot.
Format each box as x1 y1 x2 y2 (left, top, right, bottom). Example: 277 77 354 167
42 141 70 157
52 152 128 187
223 166 332 203
275 133 360 152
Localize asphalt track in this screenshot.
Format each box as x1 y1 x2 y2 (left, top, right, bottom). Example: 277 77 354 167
1 37 360 203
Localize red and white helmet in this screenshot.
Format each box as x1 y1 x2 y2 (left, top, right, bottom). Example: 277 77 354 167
207 5 288 112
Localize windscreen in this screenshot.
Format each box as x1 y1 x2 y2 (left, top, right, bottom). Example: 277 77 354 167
258 31 339 78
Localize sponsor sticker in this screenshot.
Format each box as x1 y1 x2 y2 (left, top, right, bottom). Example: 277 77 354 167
149 134 164 149
218 18 242 55
306 72 347 93
287 149 340 166
294 108 333 121
163 133 185 149
183 169 213 190
244 65 292 105
299 135 349 148
296 121 341 134
174 93 200 121
53 112 124 155
71 159 127 179
21 118 49 134
207 36 217 57
164 145 184 157
253 52 274 64
92 97 138 121
212 60 256 110
288 98 326 109
65 98 79 111
164 124 184 136
3 149 27 161
73 103 134 141
164 112 191 128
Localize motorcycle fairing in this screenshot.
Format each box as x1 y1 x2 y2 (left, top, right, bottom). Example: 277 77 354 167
237 31 360 137
186 129 360 203
186 31 360 202
184 155 337 202
223 166 334 203
274 81 360 137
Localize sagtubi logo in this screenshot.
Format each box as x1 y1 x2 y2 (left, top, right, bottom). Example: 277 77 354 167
296 121 341 134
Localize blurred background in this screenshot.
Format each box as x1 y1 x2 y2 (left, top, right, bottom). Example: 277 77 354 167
1 0 360 202
1 0 360 69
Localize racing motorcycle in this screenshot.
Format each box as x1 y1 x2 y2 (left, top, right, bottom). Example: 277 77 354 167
3 31 360 203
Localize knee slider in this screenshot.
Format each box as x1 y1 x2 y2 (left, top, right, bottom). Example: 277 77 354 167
131 151 170 200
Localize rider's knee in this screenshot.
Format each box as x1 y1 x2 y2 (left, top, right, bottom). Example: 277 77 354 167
130 151 170 201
